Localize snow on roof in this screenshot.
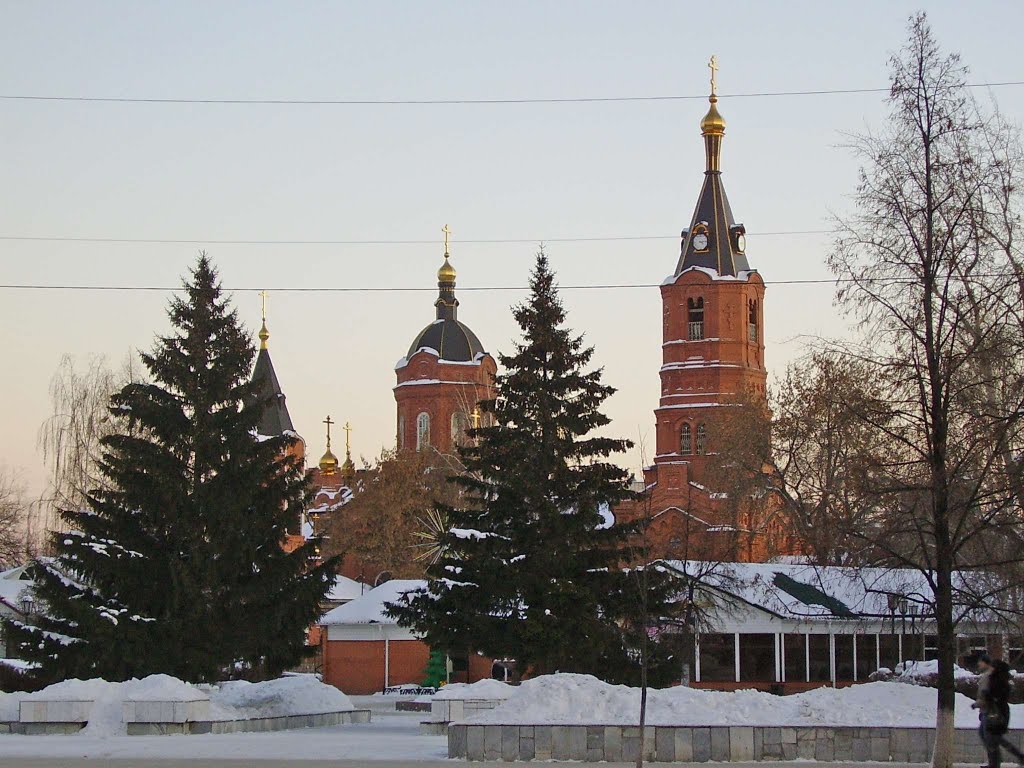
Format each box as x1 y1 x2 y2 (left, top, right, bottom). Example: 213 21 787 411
319 579 426 625
325 574 369 603
662 560 931 620
0 564 34 612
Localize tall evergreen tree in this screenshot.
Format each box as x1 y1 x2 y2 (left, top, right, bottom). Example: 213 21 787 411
390 253 682 683
6 256 338 682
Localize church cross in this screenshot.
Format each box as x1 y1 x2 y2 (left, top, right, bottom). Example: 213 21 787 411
259 290 268 322
323 415 334 448
442 224 451 255
343 421 352 453
708 55 719 97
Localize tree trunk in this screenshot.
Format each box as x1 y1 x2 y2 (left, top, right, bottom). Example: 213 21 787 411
931 536 957 768
637 626 648 768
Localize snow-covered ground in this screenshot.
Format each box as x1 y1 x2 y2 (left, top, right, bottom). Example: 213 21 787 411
467 673 1009 728
0 706 445 762
0 673 1008 762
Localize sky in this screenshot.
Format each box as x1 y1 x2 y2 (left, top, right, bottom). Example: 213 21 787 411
2 1 1023 499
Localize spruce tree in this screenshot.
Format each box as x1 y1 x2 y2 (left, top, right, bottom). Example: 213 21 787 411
390 253 682 682
6 256 337 682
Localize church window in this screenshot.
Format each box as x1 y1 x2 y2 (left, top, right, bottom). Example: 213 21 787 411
398 415 405 449
748 299 758 343
416 412 431 450
451 412 470 446
688 297 704 341
680 423 693 454
696 423 707 455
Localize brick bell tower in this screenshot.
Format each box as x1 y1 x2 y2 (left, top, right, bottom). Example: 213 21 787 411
621 59 770 561
394 228 497 455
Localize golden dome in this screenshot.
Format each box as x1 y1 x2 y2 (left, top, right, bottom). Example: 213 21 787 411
700 96 726 136
438 255 457 283
258 320 270 350
319 447 339 475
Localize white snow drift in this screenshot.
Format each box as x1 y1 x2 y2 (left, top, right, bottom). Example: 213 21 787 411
0 673 355 736
465 673 1020 729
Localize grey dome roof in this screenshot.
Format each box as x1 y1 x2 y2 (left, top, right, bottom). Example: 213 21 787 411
408 318 485 362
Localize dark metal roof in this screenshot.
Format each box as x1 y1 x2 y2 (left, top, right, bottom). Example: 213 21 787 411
407 318 485 362
674 104 750 278
251 347 295 436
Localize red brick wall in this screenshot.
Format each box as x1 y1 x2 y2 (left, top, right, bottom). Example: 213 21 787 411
322 638 430 695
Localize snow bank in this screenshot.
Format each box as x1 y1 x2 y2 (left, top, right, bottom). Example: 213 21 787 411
0 674 354 735
467 673 1020 728
895 659 975 680
432 679 515 700
211 675 354 720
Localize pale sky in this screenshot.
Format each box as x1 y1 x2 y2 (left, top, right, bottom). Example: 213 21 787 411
2 1 1023 498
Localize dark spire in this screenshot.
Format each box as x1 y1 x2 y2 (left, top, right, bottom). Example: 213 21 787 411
250 305 295 437
674 57 750 278
405 226 487 363
436 224 458 321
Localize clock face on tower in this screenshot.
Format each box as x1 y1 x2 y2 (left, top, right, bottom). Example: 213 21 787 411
693 233 709 251
736 233 746 252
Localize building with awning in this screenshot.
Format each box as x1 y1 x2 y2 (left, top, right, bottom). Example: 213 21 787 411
661 560 1012 692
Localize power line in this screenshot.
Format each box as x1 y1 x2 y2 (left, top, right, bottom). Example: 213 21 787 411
0 230 832 246
2 82 1022 106
0 277 969 293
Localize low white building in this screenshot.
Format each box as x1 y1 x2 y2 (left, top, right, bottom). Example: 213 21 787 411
661 560 1010 692
0 564 37 659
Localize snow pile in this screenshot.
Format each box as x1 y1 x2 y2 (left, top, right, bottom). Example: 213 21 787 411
432 679 515 700
466 673 1019 728
0 674 354 735
212 675 354 720
895 659 975 681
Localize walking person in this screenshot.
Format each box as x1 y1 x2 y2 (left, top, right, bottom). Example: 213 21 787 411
974 654 1024 768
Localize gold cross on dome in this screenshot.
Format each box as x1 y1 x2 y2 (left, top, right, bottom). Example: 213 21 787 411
708 55 719 97
343 421 352 452
259 290 268 322
323 415 334 447
442 224 451 255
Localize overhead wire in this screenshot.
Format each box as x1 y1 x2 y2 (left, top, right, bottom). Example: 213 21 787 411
1 81 1022 105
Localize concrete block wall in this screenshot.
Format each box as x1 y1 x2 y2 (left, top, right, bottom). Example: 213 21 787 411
429 698 502 724
122 699 211 724
449 723 1023 763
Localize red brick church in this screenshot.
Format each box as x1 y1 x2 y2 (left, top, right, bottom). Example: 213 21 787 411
613 72 789 562
394 230 497 456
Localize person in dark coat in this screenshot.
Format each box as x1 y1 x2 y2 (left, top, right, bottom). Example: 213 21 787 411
974 655 1024 768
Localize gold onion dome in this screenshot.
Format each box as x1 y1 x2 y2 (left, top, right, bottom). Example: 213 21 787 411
700 97 726 136
258 320 270 349
319 447 339 475
438 254 457 283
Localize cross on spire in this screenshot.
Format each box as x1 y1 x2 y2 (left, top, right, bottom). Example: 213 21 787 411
258 290 270 349
442 224 451 256
323 415 334 448
343 421 352 453
708 55 719 98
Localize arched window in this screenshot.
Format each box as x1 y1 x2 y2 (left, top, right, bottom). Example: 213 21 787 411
416 412 431 450
748 299 758 343
680 423 693 454
451 412 470 446
688 297 704 341
397 415 405 449
696 423 707 455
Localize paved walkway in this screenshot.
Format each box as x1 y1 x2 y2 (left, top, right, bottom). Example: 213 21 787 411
0 761 942 767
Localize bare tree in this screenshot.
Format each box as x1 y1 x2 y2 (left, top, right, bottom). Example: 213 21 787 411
37 354 141 517
0 467 31 567
827 14 1024 768
320 448 465 581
